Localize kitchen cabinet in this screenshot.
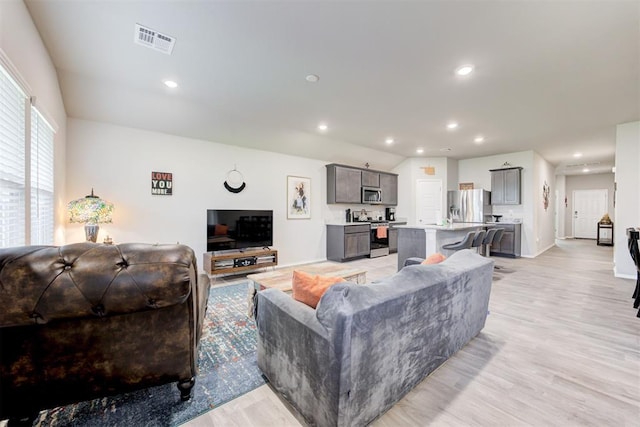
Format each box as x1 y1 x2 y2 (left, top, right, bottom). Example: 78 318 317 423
486 223 521 257
327 224 370 262
361 170 380 187
380 173 398 206
326 164 398 205
490 167 522 205
388 222 406 253
327 165 362 204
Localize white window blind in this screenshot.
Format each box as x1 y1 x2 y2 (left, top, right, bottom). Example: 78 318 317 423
30 107 54 245
0 66 27 248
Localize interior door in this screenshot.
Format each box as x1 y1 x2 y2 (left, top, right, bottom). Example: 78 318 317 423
416 180 442 225
573 189 607 239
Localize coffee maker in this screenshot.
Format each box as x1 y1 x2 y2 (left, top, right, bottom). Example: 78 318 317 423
385 207 396 221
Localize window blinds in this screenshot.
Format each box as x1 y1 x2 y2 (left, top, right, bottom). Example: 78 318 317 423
30 107 54 245
0 66 27 247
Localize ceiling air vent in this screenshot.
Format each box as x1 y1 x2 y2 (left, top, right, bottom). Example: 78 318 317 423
566 162 601 168
134 24 175 55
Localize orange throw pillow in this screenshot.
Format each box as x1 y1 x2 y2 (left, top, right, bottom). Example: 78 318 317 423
292 270 345 309
421 253 447 265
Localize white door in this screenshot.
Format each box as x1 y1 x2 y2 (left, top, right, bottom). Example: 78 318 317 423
416 180 442 225
573 189 607 239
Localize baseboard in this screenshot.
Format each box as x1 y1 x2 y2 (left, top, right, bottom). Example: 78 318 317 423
614 269 636 280
521 243 556 258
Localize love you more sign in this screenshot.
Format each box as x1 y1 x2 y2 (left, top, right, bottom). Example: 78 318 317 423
151 171 173 195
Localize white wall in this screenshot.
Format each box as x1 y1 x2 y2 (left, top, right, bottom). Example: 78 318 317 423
564 173 615 237
614 121 640 278
555 174 567 238
458 151 536 257
533 152 556 255
0 0 67 244
67 119 401 269
393 157 451 224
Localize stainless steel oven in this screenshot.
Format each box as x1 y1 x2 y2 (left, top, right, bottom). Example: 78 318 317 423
362 187 383 204
369 221 390 258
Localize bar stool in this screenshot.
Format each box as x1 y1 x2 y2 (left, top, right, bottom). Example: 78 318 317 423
442 231 476 252
481 228 498 257
627 227 639 316
490 228 505 255
471 230 486 254
489 228 505 269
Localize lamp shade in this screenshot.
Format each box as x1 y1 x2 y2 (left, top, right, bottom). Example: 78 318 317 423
68 189 114 225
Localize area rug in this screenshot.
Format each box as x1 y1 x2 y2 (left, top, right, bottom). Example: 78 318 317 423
34 282 267 427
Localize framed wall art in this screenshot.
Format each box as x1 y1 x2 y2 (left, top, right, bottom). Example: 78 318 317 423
287 176 311 219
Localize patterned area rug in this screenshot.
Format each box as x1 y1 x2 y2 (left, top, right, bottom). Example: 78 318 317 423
34 282 266 426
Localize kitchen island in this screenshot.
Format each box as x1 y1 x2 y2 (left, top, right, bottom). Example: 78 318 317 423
395 223 485 271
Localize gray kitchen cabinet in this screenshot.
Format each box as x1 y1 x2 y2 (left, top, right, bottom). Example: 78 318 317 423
361 170 380 187
388 222 405 253
490 167 522 205
327 164 362 204
327 224 370 262
487 223 521 257
380 173 398 205
327 163 398 205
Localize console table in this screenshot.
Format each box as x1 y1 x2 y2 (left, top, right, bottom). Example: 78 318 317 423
597 222 614 246
203 248 277 275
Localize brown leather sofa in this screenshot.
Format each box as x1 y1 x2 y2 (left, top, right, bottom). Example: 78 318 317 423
0 242 210 425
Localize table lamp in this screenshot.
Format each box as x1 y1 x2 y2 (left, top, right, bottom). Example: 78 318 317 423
68 189 114 242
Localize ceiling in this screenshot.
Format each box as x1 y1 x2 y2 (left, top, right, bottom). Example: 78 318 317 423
25 0 639 174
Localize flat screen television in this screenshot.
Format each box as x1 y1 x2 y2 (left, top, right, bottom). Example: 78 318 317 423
207 209 273 252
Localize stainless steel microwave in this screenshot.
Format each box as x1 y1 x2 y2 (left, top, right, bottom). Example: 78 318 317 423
362 187 383 204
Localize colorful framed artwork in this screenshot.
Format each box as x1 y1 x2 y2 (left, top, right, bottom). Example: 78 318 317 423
287 176 311 219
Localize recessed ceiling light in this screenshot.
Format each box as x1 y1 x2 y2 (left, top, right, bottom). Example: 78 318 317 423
474 136 485 143
385 137 394 145
447 122 459 130
582 168 590 173
317 123 328 132
573 152 582 158
163 80 178 88
416 148 424 154
306 74 320 83
455 64 474 76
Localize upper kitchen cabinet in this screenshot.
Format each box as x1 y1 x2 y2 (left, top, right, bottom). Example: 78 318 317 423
490 167 522 205
327 164 362 204
326 164 398 205
361 170 380 187
379 173 398 205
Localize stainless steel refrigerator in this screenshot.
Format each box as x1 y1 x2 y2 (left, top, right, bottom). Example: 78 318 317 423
447 189 492 223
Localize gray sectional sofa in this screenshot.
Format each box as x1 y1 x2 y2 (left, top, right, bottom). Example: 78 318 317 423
256 249 494 427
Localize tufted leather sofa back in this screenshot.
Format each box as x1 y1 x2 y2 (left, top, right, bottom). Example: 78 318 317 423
0 242 198 327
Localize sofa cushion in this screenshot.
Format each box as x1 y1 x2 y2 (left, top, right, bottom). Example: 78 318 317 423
291 270 345 308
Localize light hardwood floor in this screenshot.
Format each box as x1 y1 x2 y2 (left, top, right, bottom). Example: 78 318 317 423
187 239 640 426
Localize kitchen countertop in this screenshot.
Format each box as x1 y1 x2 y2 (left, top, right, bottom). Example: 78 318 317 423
325 220 407 226
394 223 485 231
485 221 522 225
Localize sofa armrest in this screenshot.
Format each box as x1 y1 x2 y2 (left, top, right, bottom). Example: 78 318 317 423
403 257 424 267
256 289 343 427
0 243 198 327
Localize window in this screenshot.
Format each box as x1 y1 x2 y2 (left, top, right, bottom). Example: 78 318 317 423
30 108 55 245
0 62 55 248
